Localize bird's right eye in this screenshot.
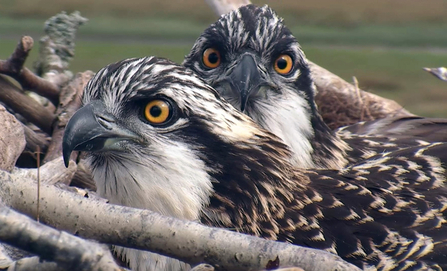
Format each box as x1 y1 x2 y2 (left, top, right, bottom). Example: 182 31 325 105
144 99 172 125
202 48 221 69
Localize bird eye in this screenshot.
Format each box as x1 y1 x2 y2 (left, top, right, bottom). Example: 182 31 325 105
202 48 221 69
274 54 293 75
144 99 172 125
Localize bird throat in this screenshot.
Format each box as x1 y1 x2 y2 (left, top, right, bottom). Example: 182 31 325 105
247 91 349 169
87 144 214 271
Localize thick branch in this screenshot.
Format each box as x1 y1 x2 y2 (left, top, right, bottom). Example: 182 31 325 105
12 157 77 186
5 256 62 271
43 71 94 163
22 124 50 155
0 244 13 268
204 0 250 15
34 11 88 90
0 171 359 271
0 76 55 134
0 203 122 271
0 36 60 105
0 105 26 172
310 63 413 129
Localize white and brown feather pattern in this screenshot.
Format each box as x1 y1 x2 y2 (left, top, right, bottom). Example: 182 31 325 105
183 5 447 173
201 143 447 270
66 57 447 271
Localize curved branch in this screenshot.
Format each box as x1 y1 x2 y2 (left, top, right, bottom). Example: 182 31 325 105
0 36 60 105
310 63 413 129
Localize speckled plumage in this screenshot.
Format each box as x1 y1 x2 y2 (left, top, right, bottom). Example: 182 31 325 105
183 4 447 170
63 57 447 271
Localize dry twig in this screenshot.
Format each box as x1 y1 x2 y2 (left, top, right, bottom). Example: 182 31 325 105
0 36 60 105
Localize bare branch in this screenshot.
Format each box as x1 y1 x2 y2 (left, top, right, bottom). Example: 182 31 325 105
5 256 62 271
43 71 94 163
0 106 26 172
190 263 215 271
0 36 60 105
423 67 447 82
22 124 50 156
12 157 77 186
0 244 13 268
310 62 413 129
205 0 250 15
0 171 360 271
0 203 122 271
34 11 88 89
0 76 55 134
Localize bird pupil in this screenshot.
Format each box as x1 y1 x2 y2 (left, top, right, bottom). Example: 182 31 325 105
150 105 162 117
208 52 219 64
277 58 287 70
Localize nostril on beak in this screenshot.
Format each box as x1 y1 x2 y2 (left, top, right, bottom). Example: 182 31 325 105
96 114 116 130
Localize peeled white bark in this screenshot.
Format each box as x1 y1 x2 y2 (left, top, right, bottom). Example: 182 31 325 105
0 170 360 271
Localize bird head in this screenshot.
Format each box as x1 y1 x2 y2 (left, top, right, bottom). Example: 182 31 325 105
62 56 292 217
184 4 315 113
183 5 341 168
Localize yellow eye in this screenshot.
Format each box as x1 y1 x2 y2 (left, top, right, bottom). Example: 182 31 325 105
144 100 171 124
274 54 293 75
202 48 221 69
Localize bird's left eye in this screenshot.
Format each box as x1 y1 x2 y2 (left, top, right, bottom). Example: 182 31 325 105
274 54 293 75
202 48 221 69
144 99 172 125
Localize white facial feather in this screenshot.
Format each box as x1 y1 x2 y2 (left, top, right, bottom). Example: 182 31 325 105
89 137 214 271
248 87 316 168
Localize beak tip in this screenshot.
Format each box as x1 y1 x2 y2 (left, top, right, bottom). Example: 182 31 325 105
62 144 72 168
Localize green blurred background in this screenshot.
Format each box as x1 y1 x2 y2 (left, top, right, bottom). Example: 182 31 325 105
1 0 447 116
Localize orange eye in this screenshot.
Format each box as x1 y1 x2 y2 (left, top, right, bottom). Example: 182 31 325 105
274 54 293 75
202 48 221 68
144 100 171 124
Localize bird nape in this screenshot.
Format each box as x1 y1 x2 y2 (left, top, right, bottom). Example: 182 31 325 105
183 4 447 170
63 56 447 271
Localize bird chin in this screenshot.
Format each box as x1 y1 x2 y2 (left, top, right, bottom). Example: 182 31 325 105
102 138 135 152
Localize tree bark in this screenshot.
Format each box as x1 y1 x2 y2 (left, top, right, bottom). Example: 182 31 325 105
0 170 360 271
0 203 122 271
0 76 55 134
0 36 60 105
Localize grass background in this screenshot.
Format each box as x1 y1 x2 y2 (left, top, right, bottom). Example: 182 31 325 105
0 0 446 116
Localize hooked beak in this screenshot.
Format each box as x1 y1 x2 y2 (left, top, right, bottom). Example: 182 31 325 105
62 100 139 167
228 54 266 112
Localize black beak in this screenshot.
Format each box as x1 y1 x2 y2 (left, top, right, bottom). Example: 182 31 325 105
62 100 138 167
228 54 264 112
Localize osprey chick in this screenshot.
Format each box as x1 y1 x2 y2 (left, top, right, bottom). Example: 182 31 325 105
183 4 447 169
64 57 447 271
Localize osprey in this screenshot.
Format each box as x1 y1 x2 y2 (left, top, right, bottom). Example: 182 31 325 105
183 4 447 169
63 57 447 271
